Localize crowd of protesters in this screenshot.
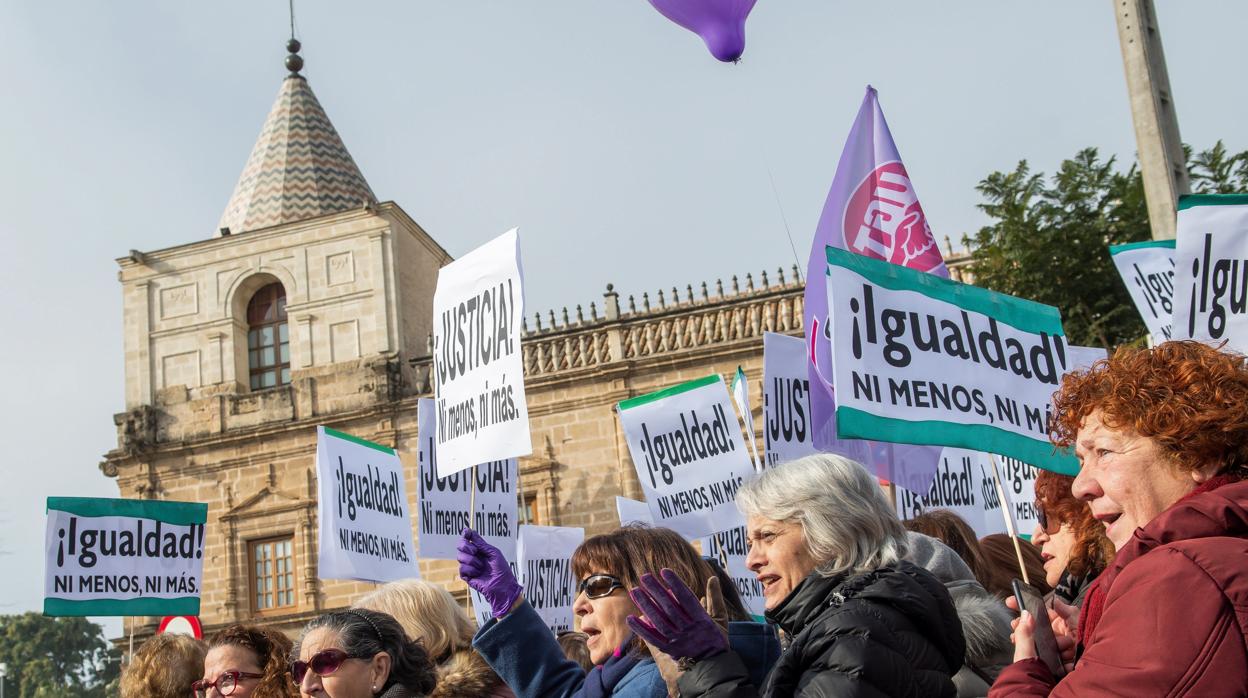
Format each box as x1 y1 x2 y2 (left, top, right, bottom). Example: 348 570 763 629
119 340 1246 697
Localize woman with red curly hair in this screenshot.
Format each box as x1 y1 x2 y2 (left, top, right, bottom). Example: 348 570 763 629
1031 470 1114 608
991 341 1248 696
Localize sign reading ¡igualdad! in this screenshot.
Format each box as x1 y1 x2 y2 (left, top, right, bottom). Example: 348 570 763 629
316 427 418 583
44 497 207 617
1110 239 1176 344
617 375 754 540
825 245 1078 475
1172 194 1248 354
432 228 532 477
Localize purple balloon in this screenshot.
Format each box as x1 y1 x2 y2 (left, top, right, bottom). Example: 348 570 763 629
647 0 759 63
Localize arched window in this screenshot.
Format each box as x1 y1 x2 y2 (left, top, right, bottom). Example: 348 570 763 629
247 283 290 390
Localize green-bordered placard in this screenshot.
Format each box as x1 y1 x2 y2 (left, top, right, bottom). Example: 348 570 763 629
836 408 1078 476
1178 193 1248 210
322 426 396 454
44 497 207 617
825 246 1063 336
618 374 721 411
824 245 1076 476
46 497 207 524
1109 239 1176 255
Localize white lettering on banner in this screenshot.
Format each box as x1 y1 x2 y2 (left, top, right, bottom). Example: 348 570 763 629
617 375 755 540
762 333 816 466
43 498 207 616
416 399 518 562
432 228 532 476
1173 197 1248 354
1110 240 1176 343
316 427 418 583
518 525 584 633
825 245 1078 475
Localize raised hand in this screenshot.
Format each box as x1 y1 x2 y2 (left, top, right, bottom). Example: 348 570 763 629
626 568 729 663
457 528 522 618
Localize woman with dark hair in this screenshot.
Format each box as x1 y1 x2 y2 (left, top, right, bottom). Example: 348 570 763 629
992 341 1248 695
291 608 437 698
978 533 1051 599
1031 470 1114 608
903 509 993 591
459 524 718 697
195 624 296 698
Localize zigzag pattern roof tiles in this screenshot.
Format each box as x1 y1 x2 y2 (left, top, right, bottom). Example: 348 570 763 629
217 75 376 236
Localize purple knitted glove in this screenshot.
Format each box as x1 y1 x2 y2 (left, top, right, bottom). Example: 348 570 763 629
626 568 729 662
457 528 522 618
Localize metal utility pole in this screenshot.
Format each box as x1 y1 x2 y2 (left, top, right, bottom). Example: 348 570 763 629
1113 0 1190 240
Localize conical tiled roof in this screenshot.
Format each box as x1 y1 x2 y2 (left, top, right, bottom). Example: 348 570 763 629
216 74 376 236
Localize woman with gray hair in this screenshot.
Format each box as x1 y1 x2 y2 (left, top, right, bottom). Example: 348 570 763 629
291 608 437 697
627 453 966 697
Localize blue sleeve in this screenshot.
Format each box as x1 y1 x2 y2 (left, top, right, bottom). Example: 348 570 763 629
473 599 587 698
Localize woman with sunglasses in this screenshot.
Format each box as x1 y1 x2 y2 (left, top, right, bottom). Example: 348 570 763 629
1031 470 1114 608
291 608 437 698
194 624 296 698
459 524 717 697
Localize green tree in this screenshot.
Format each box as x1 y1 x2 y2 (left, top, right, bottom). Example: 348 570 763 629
966 148 1150 348
0 613 119 698
966 143 1247 349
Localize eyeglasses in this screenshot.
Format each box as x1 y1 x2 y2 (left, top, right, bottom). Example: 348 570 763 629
290 648 368 683
577 574 625 599
192 671 264 697
1036 505 1060 534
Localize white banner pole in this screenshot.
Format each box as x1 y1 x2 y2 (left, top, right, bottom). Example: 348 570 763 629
989 453 1030 585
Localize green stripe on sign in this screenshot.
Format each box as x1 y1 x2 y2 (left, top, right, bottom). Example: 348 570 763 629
43 596 201 617
835 407 1079 476
1108 239 1176 254
46 498 207 524
618 374 721 411
825 246 1064 336
1178 193 1248 210
322 427 396 454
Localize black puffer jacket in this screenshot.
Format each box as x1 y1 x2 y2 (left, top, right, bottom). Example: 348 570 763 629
677 561 966 697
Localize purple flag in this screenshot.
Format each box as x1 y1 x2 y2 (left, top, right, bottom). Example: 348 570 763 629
803 86 948 489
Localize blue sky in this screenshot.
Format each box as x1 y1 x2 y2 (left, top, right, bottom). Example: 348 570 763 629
0 1 1244 634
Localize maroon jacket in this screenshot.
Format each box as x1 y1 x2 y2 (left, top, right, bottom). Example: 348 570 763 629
990 478 1248 697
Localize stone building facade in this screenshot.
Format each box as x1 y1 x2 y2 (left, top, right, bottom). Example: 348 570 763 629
100 50 813 639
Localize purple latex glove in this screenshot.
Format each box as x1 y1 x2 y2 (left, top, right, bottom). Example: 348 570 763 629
626 568 728 661
457 528 522 618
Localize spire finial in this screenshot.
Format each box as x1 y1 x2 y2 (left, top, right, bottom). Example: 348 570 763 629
285 0 303 75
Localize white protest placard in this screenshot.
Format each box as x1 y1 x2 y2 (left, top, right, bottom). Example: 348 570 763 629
1172 195 1248 354
894 449 1039 539
762 333 817 467
824 245 1078 475
615 497 655 526
417 400 519 560
518 525 584 633
617 375 755 540
432 228 531 476
1110 240 1176 344
316 427 417 583
44 497 207 616
699 525 766 620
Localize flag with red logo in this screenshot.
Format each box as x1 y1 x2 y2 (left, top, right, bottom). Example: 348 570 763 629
803 86 948 487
